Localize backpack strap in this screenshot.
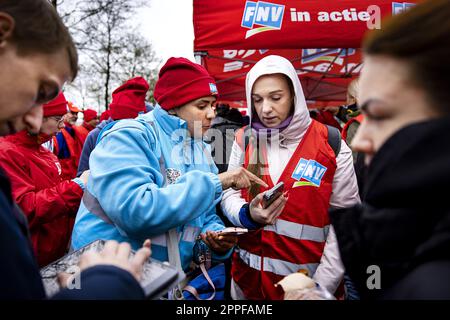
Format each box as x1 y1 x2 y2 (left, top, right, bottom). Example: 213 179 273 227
326 125 341 157
183 262 216 300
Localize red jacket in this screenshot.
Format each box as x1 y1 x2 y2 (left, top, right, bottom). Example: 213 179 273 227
0 131 83 266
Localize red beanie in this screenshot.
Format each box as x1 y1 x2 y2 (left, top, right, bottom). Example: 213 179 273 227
109 77 149 120
154 57 218 110
43 92 68 117
83 109 98 122
99 110 111 122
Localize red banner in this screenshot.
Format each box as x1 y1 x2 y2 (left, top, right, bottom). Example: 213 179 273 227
194 0 418 50
203 48 361 102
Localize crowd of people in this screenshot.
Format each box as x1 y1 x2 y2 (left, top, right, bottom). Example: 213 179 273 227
0 0 450 300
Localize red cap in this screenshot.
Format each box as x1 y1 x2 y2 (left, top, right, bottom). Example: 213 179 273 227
67 101 81 113
109 77 149 120
43 92 68 117
154 57 218 110
83 109 98 122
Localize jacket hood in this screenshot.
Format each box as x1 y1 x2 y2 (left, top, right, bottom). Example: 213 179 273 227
245 55 311 145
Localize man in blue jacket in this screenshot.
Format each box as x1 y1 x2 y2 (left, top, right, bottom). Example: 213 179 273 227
72 58 266 276
0 0 150 299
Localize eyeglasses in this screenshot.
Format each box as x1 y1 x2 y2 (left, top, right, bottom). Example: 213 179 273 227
49 116 65 125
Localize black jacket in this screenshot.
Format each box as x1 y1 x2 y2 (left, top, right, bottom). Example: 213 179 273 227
330 117 450 299
0 168 144 300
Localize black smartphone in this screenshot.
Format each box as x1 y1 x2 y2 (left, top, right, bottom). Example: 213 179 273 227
40 239 183 299
262 182 285 209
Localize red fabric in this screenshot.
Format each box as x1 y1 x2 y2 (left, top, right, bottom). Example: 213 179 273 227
232 120 336 299
109 77 149 120
342 113 364 141
99 110 111 122
83 109 98 122
43 92 68 117
154 57 218 110
53 125 88 180
194 0 420 50
75 124 90 137
0 131 83 267
311 110 342 131
82 122 95 132
201 49 361 102
194 1 419 102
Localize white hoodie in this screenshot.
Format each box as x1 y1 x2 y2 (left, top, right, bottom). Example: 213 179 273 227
221 55 360 296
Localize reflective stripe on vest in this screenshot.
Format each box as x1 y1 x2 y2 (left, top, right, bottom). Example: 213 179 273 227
238 248 319 277
264 219 330 243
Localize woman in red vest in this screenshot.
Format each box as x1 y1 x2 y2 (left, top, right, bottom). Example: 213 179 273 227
221 55 360 300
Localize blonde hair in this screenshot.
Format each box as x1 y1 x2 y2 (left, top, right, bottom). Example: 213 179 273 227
346 78 359 105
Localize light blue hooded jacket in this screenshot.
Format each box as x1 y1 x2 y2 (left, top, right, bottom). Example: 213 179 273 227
71 105 229 271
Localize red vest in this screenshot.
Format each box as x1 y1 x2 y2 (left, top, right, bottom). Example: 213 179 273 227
232 120 337 300
342 114 364 141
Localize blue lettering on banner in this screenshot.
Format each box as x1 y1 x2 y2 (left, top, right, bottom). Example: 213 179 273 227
241 1 285 38
242 1 258 29
292 158 327 187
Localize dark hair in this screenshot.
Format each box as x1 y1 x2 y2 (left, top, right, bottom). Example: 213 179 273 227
363 0 450 114
215 103 231 118
0 0 78 79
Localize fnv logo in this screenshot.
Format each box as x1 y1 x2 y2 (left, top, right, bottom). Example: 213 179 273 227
291 158 327 188
241 1 285 39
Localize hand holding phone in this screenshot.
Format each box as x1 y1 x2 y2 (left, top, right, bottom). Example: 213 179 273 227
262 182 285 209
248 182 288 225
202 230 239 254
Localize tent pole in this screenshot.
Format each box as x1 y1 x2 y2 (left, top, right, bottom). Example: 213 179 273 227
307 49 344 99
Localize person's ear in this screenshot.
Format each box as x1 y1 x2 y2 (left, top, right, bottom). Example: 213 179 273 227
0 13 15 49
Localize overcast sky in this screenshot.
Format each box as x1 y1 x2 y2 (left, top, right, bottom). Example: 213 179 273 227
137 0 195 65
64 0 195 111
